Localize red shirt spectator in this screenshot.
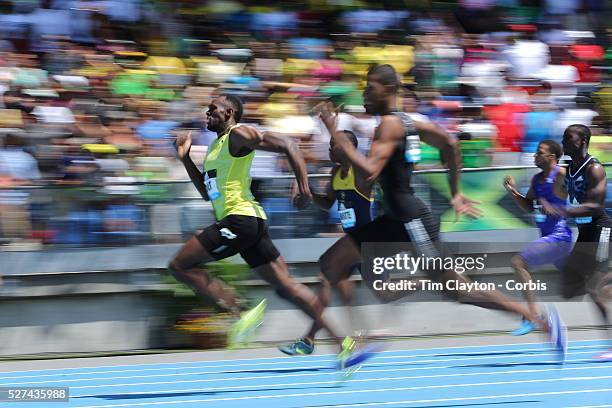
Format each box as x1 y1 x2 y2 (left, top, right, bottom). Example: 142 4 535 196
484 102 530 152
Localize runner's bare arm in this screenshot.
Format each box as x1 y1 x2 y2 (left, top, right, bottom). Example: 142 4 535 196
330 116 400 184
231 126 312 207
175 131 209 200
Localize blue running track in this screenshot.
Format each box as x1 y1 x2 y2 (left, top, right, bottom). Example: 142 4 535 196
0 339 610 407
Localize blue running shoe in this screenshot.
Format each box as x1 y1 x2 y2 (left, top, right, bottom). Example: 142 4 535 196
596 350 612 361
278 338 314 356
343 344 382 368
511 319 536 336
547 304 567 363
337 341 382 379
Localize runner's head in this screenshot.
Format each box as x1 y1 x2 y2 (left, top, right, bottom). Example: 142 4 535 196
330 130 358 164
206 94 243 133
535 139 562 169
364 64 400 115
562 124 591 156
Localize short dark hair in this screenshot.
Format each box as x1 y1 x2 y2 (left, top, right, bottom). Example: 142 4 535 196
539 139 562 160
564 124 591 146
367 64 400 90
341 130 358 148
219 93 244 122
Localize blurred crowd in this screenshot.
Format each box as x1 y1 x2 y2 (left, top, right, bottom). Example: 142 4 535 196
0 0 610 248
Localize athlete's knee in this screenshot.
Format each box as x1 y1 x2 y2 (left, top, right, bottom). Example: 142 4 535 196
276 281 321 309
168 260 198 283
337 279 353 304
274 281 298 301
316 274 333 306
167 260 183 280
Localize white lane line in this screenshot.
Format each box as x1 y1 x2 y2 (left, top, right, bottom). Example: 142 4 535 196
27 356 606 391
568 405 612 408
76 378 612 407
0 339 604 376
0 349 597 386
68 356 604 390
303 389 612 408
71 365 612 398
1 343 602 381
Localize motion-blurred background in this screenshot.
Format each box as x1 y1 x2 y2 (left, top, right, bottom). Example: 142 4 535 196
0 0 610 355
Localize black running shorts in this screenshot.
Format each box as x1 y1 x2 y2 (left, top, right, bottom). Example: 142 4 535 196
561 217 611 298
347 213 446 281
196 215 280 268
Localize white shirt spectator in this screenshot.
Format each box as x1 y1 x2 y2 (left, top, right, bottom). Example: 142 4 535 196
460 61 508 97
503 40 550 79
555 109 599 138
0 148 40 181
32 106 75 124
536 64 579 99
0 148 40 205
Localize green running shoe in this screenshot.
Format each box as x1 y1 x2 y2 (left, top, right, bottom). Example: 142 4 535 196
337 336 356 369
227 299 267 349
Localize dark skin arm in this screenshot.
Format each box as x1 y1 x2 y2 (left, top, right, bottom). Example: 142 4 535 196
415 120 462 198
175 131 209 200
504 175 535 213
311 166 338 210
316 105 374 198
229 125 312 208
541 162 606 217
326 111 481 219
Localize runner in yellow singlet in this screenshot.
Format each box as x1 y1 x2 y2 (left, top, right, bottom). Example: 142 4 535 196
169 94 355 362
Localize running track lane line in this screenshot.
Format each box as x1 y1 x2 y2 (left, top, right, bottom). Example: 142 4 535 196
70 376 612 407
71 364 612 398
1 349 598 386
0 339 604 375
300 390 612 408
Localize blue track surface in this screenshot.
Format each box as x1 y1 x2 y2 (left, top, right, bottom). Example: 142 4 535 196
1 339 610 407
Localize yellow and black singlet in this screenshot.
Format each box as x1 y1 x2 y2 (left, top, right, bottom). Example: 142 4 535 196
203 125 266 221
332 166 373 232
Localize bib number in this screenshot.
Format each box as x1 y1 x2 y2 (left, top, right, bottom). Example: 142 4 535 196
204 170 220 200
339 206 356 229
404 135 421 163
533 203 546 223
570 199 592 224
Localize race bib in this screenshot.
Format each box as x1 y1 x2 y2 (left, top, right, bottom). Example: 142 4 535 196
204 170 220 200
339 207 356 229
533 203 546 223
404 135 421 163
571 201 592 224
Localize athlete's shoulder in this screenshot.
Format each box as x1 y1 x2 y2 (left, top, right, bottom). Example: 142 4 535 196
531 171 543 184
589 156 601 165
230 124 256 136
229 124 263 144
586 159 605 177
554 167 567 186
556 165 567 177
378 114 404 139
